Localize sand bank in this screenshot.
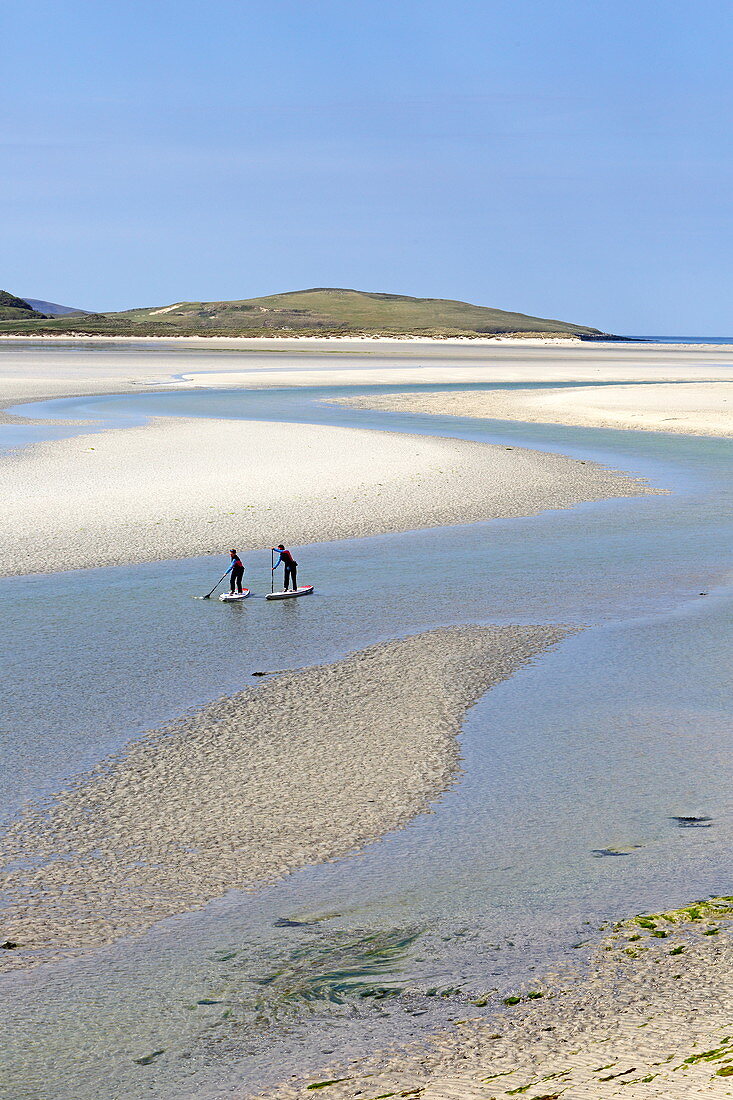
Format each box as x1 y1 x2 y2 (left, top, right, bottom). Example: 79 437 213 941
335 381 733 437
174 351 733 393
0 415 653 577
1 338 732 410
0 624 566 973
257 900 733 1100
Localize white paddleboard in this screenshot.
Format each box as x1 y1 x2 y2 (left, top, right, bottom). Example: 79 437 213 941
219 589 252 602
266 585 314 601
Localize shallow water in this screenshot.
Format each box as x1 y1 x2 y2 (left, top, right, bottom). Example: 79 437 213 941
0 373 732 1099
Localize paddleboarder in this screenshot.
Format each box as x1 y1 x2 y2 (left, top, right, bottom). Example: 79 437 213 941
272 544 298 591
227 549 245 595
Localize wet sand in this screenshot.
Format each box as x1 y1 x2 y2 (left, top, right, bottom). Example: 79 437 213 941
0 624 567 974
1 336 733 411
1 336 727 1094
335 381 733 437
256 900 733 1100
0 416 653 577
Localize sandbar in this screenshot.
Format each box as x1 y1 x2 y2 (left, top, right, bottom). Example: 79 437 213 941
1 337 733 410
0 624 567 973
0 416 653 577
335 381 733 437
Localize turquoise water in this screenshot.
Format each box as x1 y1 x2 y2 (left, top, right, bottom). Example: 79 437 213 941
0 379 732 1098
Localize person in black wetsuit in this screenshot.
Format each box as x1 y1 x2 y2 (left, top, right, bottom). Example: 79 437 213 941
228 549 245 594
272 544 298 591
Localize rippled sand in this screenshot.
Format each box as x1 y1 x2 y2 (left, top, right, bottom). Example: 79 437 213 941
0 624 567 973
256 902 733 1100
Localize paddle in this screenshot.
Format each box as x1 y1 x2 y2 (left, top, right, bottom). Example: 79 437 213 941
197 567 230 600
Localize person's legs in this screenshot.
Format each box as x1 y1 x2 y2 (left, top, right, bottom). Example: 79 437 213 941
235 565 244 593
230 568 236 593
291 564 297 591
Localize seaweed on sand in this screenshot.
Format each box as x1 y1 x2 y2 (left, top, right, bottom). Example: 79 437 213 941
250 928 422 1021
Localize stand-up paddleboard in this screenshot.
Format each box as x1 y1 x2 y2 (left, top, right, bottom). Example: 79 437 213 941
266 585 314 601
219 589 252 602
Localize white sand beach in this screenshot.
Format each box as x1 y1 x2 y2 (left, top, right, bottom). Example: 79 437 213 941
337 381 733 437
1 338 696 578
0 416 654 577
1 337 733 411
0 624 566 973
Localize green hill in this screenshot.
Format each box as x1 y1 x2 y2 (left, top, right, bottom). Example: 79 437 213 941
114 288 603 336
0 290 46 321
0 287 608 337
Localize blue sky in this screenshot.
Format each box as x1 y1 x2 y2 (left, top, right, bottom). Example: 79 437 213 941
2 0 731 333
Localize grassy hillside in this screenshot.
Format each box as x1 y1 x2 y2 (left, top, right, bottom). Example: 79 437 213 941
0 313 139 335
0 287 608 337
0 290 45 321
115 288 603 336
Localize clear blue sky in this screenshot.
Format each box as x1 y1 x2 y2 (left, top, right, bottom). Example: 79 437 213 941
2 0 731 333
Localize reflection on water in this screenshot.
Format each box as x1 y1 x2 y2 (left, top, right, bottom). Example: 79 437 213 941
0 378 732 1099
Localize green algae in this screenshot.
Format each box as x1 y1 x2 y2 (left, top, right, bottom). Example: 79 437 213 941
639 897 733 926
251 928 420 1020
598 1066 636 1081
683 1038 733 1065
607 894 733 957
306 1079 351 1090
133 1049 164 1065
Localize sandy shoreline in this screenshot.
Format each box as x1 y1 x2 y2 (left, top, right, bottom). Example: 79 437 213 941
0 415 654 577
1 332 732 350
255 899 733 1100
3 338 696 580
335 382 733 438
0 624 567 974
1 338 733 411
1 337 729 1097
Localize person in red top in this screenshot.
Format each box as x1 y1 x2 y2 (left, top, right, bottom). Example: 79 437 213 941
272 544 298 591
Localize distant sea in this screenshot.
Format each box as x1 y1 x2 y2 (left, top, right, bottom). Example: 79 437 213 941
627 335 733 344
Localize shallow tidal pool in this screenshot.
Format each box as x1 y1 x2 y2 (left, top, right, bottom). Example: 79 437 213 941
0 376 731 1099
